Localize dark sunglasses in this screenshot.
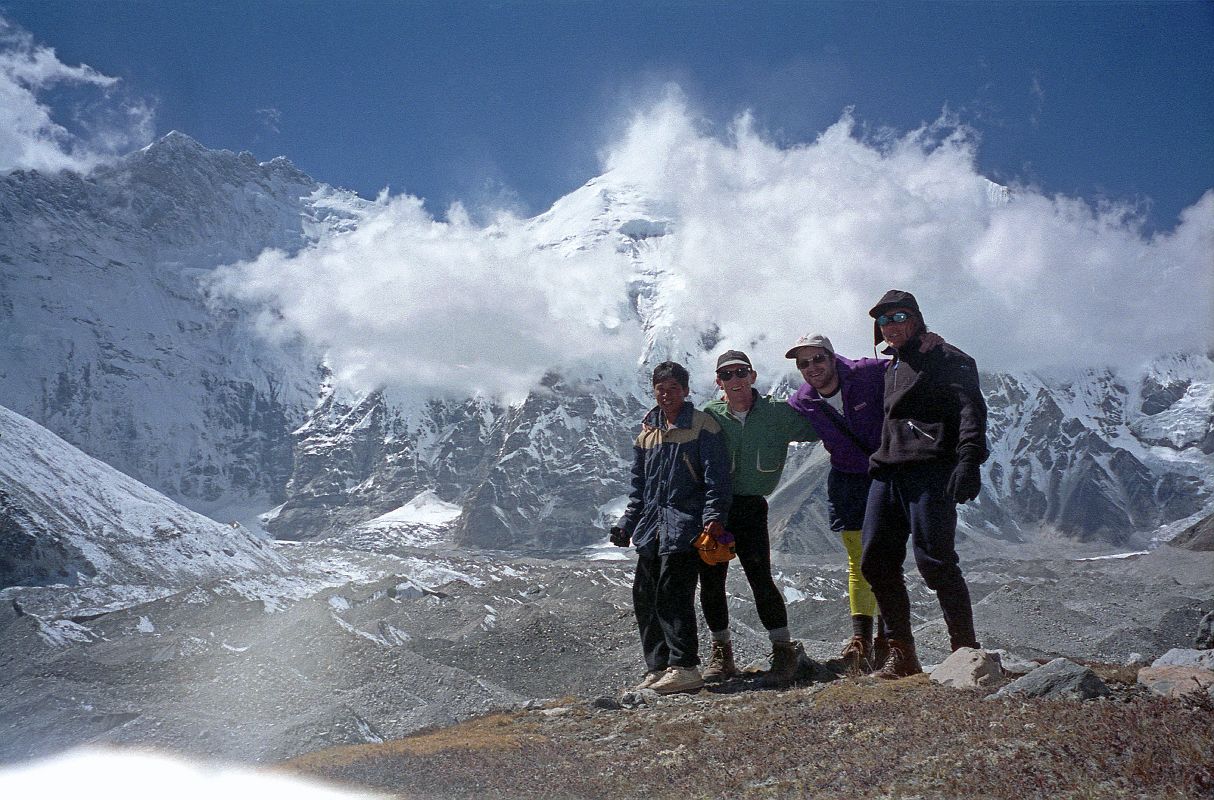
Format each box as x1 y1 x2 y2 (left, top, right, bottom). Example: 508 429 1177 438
876 311 915 327
716 367 752 380
796 354 829 369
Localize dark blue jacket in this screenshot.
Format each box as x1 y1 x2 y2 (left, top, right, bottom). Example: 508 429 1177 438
617 401 732 556
787 356 887 474
870 339 989 472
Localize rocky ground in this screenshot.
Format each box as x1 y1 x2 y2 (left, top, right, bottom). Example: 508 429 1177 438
1 536 1212 796
285 671 1214 799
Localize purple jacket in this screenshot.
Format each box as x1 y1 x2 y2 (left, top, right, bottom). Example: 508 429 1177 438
787 355 888 474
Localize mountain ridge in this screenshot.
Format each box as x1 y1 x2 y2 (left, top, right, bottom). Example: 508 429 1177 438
1 134 1210 553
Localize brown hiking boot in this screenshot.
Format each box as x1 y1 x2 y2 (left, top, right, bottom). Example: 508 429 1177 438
759 640 802 688
872 638 923 680
702 640 738 683
839 635 872 675
872 635 890 672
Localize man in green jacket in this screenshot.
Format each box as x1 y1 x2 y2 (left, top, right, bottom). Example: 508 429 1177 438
700 349 820 687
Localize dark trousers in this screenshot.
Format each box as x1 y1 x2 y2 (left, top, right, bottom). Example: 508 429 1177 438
827 468 872 532
699 495 788 634
634 550 701 670
860 463 977 649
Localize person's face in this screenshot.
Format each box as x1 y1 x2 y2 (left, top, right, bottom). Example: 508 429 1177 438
715 363 756 405
653 378 689 420
794 347 837 392
877 307 922 349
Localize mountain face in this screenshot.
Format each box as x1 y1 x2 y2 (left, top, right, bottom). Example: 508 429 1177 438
2 135 1211 553
974 353 1213 546
0 405 284 589
0 132 366 517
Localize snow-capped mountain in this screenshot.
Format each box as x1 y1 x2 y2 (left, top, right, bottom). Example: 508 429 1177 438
0 404 284 588
2 135 1210 554
0 132 368 518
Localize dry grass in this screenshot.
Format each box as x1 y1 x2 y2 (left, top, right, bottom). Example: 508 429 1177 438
281 678 1214 799
285 712 546 771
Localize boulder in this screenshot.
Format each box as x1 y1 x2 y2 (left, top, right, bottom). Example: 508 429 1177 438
991 658 1110 701
1197 610 1214 649
1137 665 1214 699
1151 648 1214 671
931 647 1003 689
984 648 1039 677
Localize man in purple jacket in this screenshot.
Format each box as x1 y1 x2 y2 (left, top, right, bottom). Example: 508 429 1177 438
785 333 887 671
786 330 942 672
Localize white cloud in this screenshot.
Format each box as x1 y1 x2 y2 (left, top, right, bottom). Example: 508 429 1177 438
0 17 153 173
601 90 1212 381
215 194 641 401
0 748 382 799
218 87 1213 400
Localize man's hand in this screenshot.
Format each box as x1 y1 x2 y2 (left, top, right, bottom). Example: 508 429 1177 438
703 519 726 541
609 526 631 547
947 461 982 504
919 331 945 352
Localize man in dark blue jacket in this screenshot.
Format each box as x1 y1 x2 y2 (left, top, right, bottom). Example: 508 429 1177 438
611 361 732 694
861 290 988 679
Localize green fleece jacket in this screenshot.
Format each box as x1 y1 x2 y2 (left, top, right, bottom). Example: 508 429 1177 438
704 390 820 497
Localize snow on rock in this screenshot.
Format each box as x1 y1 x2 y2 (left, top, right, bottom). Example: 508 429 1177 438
372 490 462 525
0 404 285 589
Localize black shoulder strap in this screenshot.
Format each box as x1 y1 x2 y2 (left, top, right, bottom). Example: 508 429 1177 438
818 402 875 456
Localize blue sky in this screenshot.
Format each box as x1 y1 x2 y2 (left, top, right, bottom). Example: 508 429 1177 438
3 0 1212 233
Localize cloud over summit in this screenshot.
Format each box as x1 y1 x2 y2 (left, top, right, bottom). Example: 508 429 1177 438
220 91 1213 400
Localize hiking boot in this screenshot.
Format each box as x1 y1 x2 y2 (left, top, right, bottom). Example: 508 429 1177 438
650 666 705 695
872 638 923 680
633 669 665 691
839 634 872 675
759 640 802 688
872 635 890 672
702 641 738 683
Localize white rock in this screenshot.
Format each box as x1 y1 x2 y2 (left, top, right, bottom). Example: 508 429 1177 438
931 647 1003 689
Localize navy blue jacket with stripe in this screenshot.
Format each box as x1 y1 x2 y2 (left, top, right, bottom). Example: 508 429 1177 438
617 401 733 556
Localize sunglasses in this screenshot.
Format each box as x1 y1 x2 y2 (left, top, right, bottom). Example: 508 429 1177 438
796 354 829 369
876 311 915 327
716 367 752 380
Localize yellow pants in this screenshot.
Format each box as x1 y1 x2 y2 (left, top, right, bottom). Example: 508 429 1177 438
842 529 877 618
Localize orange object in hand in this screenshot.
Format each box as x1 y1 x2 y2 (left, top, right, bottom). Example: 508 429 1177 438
694 523 736 566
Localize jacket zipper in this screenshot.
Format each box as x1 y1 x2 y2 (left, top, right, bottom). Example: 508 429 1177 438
906 420 936 441
682 452 700 482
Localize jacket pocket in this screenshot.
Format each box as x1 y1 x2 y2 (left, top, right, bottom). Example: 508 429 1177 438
755 447 785 474
660 506 700 553
889 418 948 457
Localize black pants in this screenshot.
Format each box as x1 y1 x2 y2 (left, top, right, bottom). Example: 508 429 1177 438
698 495 788 634
634 549 701 670
860 462 977 648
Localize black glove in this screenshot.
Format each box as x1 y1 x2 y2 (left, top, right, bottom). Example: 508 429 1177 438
609 526 631 547
947 461 982 504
